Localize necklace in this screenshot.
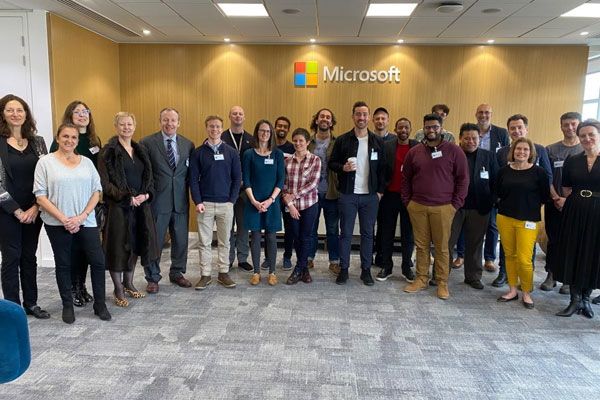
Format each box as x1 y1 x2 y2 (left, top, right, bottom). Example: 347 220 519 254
17 139 23 147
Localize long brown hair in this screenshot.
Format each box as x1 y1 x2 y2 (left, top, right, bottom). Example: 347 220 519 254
0 94 37 139
62 100 101 148
252 120 276 151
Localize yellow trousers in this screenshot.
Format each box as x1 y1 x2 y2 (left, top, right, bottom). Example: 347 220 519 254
496 214 539 292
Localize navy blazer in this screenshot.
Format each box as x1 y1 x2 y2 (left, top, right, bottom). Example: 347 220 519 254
383 138 419 188
483 124 510 154
466 148 499 215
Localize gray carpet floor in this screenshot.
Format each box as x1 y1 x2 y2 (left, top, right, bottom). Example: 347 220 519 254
2 245 600 399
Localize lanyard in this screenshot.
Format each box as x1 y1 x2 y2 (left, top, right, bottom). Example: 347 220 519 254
228 130 241 153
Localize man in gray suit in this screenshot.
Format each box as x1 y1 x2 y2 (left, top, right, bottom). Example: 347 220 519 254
140 107 195 293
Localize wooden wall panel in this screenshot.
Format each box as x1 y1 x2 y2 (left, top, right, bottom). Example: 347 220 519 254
119 44 587 147
47 14 120 142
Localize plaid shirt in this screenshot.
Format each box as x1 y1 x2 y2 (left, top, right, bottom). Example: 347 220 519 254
283 152 321 210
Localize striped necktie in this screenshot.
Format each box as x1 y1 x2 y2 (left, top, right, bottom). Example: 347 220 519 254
167 139 176 169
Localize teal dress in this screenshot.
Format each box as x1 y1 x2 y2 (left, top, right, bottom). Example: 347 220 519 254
243 148 285 233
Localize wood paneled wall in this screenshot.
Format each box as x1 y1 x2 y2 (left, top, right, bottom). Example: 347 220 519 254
47 14 121 140
119 43 587 146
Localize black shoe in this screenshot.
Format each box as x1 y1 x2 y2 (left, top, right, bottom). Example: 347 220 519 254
62 305 75 324
336 268 349 285
25 305 50 319
80 284 94 303
593 295 600 305
523 300 535 309
238 262 253 272
581 289 594 319
492 273 507 287
401 267 415 283
71 286 85 307
556 290 582 317
465 280 484 290
375 268 392 282
286 269 302 285
540 272 556 291
497 294 518 302
429 279 438 287
360 269 374 286
93 303 112 321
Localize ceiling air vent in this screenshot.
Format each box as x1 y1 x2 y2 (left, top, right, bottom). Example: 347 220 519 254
436 2 464 14
56 0 141 37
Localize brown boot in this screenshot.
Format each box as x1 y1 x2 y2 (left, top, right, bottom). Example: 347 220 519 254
437 282 450 300
250 273 261 285
404 278 428 293
329 263 340 276
194 276 212 290
268 273 278 286
217 273 236 288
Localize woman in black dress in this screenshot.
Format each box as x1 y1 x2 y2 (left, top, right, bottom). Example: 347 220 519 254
0 94 50 319
555 119 600 318
98 112 160 307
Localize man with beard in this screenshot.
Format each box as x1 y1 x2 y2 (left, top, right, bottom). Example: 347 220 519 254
307 108 340 274
541 112 582 294
376 118 418 282
402 113 468 299
329 101 386 286
372 107 397 142
447 123 498 290
414 104 455 143
261 116 295 271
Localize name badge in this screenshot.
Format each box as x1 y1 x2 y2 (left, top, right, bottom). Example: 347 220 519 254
431 151 442 159
89 146 100 155
185 158 189 167
480 170 489 179
554 160 564 168
525 221 536 230
371 151 378 161
264 159 274 165
214 154 224 161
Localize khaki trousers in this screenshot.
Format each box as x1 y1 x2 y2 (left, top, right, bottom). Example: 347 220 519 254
407 201 456 284
196 202 234 276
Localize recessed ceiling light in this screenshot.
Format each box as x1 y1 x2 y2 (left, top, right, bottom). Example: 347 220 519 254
581 31 590 36
142 29 151 36
436 3 464 14
397 39 404 43
218 3 268 17
562 4 600 18
366 3 418 17
487 39 495 44
282 8 300 15
309 38 316 43
482 8 501 14
224 37 231 42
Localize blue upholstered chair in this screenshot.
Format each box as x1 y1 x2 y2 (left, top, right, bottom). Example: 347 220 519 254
0 299 31 384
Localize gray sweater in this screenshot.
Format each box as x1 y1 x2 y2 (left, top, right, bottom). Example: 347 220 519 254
33 154 102 227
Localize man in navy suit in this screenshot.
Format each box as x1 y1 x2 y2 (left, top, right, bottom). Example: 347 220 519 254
475 103 510 279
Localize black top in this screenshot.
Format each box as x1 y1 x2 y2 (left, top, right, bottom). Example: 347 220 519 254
463 151 477 210
562 152 600 191
121 144 145 195
6 144 37 209
277 141 295 155
496 165 550 221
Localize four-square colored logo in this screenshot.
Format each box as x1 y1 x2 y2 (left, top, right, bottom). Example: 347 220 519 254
295 61 318 87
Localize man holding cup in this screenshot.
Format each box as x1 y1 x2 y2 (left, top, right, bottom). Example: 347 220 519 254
328 101 386 286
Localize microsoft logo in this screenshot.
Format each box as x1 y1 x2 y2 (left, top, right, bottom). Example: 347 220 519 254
294 61 318 87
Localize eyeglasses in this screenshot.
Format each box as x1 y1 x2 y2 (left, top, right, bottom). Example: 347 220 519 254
73 109 90 115
424 125 441 131
258 129 271 134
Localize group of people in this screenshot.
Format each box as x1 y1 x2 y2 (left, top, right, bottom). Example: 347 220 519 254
1 94 599 325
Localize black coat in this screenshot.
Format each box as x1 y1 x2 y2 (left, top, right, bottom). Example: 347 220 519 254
467 148 499 215
98 137 160 270
382 138 419 189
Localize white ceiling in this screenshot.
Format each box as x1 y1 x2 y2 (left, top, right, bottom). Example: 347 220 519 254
4 0 600 45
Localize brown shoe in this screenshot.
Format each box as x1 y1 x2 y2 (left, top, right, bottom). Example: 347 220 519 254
146 281 159 294
170 276 192 288
194 276 212 290
217 273 236 288
452 257 464 269
301 269 312 283
307 260 314 269
404 278 428 293
250 273 261 285
437 282 450 300
484 260 497 272
268 273 278 286
329 263 340 276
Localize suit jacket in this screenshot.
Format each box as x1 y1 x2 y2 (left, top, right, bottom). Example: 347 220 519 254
486 124 510 153
383 138 418 188
139 131 194 215
466 148 499 215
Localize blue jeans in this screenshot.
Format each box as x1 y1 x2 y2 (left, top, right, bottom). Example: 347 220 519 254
285 203 318 271
484 207 498 262
338 193 379 270
308 193 340 263
456 230 465 259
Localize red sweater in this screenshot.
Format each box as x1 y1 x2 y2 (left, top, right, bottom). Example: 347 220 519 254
401 140 469 209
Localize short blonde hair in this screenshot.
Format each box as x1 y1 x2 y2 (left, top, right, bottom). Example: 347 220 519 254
114 111 136 127
508 137 536 164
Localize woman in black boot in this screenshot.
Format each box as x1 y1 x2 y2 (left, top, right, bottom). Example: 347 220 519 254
554 119 600 318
